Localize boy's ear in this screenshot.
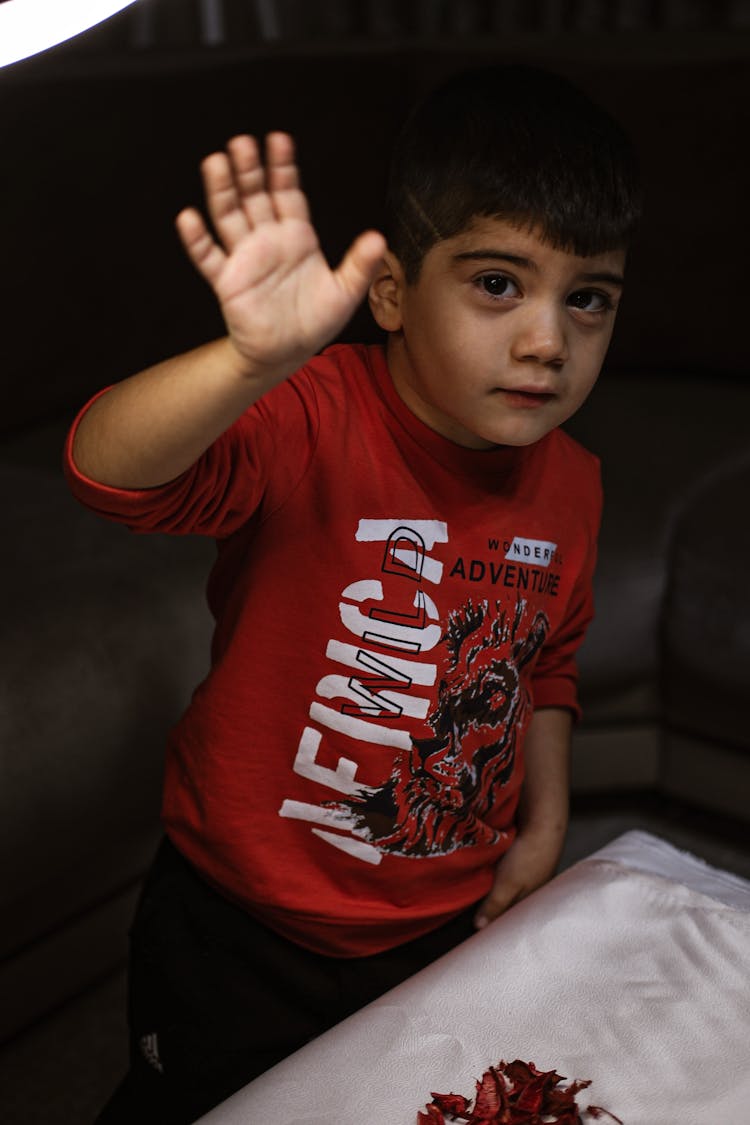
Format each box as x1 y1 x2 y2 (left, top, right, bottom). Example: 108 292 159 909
368 249 406 332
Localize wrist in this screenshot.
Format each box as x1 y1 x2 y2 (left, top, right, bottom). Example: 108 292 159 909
222 335 262 380
222 335 300 393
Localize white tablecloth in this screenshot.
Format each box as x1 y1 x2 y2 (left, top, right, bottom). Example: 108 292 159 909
197 831 750 1125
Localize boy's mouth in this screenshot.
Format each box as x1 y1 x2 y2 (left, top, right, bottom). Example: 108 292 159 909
496 387 556 409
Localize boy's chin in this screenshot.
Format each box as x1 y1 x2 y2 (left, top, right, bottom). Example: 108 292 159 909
466 419 563 450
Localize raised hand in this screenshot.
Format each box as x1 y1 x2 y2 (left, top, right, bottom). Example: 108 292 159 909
176 133 386 381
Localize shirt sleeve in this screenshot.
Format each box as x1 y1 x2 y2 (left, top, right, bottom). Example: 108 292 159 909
530 457 603 721
63 368 319 539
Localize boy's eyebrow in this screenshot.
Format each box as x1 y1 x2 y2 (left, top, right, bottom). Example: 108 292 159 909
452 250 625 288
578 270 625 288
453 250 536 269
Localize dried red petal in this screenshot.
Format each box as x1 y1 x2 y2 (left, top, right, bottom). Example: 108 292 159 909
420 1059 619 1125
431 1092 472 1116
417 1105 445 1125
543 1077 591 1114
514 1081 543 1112
586 1107 624 1124
503 1059 552 1088
471 1065 510 1121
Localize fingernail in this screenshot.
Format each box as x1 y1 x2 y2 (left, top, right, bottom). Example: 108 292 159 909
474 915 487 930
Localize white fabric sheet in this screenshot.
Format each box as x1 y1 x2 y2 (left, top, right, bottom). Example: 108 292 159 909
197 831 750 1125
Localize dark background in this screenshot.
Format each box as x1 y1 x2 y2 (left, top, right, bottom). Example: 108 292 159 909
2 0 749 439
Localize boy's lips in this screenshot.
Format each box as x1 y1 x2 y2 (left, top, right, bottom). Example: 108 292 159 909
495 385 557 408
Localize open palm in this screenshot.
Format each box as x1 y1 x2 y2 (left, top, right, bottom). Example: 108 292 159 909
176 133 386 379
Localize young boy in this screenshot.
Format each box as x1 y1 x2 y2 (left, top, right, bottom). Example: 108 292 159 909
65 65 641 1123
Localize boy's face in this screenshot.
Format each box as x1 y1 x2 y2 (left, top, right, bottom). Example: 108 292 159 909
371 217 626 450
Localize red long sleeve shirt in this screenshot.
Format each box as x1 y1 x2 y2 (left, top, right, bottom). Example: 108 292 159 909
65 344 601 956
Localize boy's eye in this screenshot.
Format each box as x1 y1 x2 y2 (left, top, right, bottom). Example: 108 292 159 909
477 273 520 299
567 289 614 313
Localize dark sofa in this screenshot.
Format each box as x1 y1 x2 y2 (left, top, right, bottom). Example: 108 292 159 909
2 39 749 1044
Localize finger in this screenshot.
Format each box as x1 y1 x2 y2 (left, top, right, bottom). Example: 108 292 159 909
473 883 523 930
333 229 387 304
265 132 310 222
227 134 275 226
201 150 252 249
175 207 227 286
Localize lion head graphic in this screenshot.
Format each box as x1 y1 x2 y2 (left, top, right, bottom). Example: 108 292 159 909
324 595 549 858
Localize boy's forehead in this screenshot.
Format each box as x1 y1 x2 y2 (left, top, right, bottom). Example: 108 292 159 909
437 215 627 276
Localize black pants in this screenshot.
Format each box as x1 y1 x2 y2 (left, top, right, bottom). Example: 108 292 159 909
96 837 477 1124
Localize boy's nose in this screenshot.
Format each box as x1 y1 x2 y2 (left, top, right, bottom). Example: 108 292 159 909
510 305 568 367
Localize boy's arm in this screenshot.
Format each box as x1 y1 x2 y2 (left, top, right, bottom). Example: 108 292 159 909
474 706 572 929
72 133 385 488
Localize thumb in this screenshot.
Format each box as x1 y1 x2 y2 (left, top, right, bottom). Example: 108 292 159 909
334 229 387 304
474 881 522 931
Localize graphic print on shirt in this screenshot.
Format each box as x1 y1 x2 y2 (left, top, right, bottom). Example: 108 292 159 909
324 595 548 858
279 519 552 865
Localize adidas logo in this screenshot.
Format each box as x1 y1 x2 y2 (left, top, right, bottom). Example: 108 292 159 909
139 1032 164 1074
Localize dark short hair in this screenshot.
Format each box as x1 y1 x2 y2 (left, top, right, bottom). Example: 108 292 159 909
385 65 643 282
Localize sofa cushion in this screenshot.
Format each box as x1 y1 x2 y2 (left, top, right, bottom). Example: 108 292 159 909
0 455 214 961
662 452 750 753
565 373 750 727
